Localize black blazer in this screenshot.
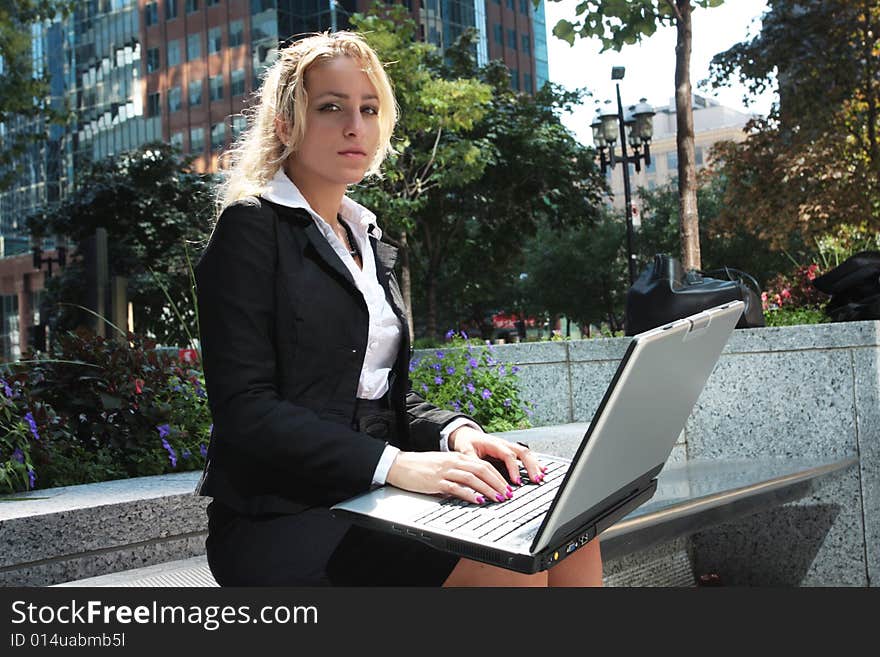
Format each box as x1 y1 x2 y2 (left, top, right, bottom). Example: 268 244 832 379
194 196 472 515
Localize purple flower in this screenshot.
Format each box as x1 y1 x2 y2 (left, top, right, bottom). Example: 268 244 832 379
435 350 445 359
451 400 461 412
12 448 24 464
421 383 429 394
172 385 182 392
432 363 441 371
161 438 178 468
525 407 534 417
512 366 521 374
498 365 506 376
445 329 455 340
485 356 497 366
408 359 418 372
446 365 456 375
200 444 208 458
482 388 492 400
1 378 12 398
503 398 512 408
27 468 36 489
24 412 40 441
466 382 476 394
467 401 475 413
468 358 478 368
182 449 192 461
157 423 171 439
434 376 444 385
196 388 207 399
461 331 468 340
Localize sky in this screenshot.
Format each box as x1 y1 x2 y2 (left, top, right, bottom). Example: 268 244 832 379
542 0 776 145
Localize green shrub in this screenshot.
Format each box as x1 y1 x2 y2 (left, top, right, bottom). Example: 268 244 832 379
763 306 829 327
410 331 535 433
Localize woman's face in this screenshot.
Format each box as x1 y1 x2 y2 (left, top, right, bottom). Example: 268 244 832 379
287 56 381 191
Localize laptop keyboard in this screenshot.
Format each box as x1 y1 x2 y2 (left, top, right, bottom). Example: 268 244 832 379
411 460 569 543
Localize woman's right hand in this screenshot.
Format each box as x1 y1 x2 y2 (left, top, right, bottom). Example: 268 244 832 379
385 451 514 504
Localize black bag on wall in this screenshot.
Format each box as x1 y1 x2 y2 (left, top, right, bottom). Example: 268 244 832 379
625 254 765 336
812 251 880 322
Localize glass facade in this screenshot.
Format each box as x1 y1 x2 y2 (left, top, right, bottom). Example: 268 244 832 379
532 0 549 89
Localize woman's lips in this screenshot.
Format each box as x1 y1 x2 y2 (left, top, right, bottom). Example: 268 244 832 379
338 151 367 159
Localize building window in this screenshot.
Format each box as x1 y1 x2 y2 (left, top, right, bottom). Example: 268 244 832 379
492 0 500 4
523 73 533 93
171 131 184 150
511 68 519 90
519 0 528 13
493 24 502 44
229 20 244 47
646 157 656 173
695 145 704 167
165 0 178 20
167 39 181 67
666 151 678 171
209 74 223 102
231 68 245 96
190 126 205 152
146 47 160 73
507 29 517 50
521 33 531 55
185 0 198 12
208 27 222 54
167 86 182 113
506 0 514 8
187 34 201 61
147 91 161 117
232 114 247 138
188 79 203 106
206 0 220 6
211 122 226 150
144 2 158 26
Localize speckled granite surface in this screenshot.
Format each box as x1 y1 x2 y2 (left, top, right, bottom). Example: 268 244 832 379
3 322 876 587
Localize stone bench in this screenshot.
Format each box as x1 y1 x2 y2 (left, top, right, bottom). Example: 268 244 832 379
0 424 855 587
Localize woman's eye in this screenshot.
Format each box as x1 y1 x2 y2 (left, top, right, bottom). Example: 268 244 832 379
319 103 341 112
362 106 379 115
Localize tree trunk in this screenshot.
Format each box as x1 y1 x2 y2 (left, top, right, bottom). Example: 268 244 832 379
400 231 414 344
675 0 701 271
425 264 437 340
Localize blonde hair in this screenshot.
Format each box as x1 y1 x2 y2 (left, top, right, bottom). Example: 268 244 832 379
215 31 398 215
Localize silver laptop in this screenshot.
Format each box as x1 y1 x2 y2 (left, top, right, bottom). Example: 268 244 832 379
331 301 744 574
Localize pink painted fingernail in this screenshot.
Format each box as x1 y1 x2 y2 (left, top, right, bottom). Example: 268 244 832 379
506 485 513 493
505 490 513 499
541 466 548 473
535 474 544 483
515 477 522 486
475 495 485 504
496 493 505 502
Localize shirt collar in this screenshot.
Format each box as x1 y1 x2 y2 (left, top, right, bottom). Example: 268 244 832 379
262 167 382 240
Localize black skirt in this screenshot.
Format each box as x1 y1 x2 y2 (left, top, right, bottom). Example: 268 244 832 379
205 396 460 586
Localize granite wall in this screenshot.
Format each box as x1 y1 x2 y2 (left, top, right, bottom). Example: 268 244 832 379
416 321 880 586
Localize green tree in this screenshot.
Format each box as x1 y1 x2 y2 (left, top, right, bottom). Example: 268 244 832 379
637 172 791 285
519 211 628 333
348 4 494 340
25 143 215 347
549 0 726 271
409 55 606 339
707 0 880 244
0 0 72 190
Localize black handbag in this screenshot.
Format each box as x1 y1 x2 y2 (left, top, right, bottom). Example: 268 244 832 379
812 251 880 322
625 254 765 336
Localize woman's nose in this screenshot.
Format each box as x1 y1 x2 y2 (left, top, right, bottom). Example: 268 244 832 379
344 110 364 137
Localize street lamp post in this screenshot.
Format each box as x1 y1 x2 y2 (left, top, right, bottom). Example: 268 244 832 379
592 67 655 285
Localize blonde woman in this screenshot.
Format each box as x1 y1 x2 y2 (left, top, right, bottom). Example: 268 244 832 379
194 31 602 586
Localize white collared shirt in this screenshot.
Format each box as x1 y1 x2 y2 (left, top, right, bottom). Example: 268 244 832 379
261 169 477 485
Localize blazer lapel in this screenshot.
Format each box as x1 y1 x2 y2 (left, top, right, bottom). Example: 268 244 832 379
303 222 358 292
372 238 407 320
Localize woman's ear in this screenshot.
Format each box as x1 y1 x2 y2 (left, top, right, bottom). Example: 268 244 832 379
274 116 289 148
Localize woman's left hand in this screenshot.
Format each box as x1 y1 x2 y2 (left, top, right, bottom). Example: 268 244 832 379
449 426 547 486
